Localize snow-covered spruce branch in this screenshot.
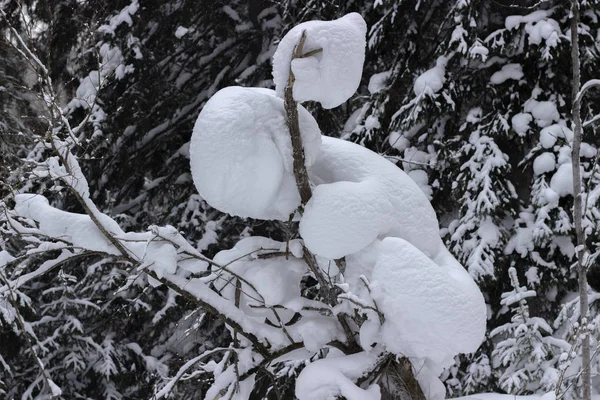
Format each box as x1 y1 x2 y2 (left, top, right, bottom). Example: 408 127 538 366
0 272 62 398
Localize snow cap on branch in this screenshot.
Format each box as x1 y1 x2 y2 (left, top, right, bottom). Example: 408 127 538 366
190 87 321 220
272 13 367 109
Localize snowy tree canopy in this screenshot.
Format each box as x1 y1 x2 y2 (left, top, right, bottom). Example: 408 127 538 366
2 0 600 399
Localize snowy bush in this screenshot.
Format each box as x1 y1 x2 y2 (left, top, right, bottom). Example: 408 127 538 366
0 11 489 400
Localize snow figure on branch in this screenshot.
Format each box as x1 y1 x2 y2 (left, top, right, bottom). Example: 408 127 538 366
189 12 487 400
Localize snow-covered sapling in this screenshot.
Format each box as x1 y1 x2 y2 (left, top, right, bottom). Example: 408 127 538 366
189 12 487 400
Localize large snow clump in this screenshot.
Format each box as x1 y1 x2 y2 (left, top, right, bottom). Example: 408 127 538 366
272 13 367 109
190 86 321 221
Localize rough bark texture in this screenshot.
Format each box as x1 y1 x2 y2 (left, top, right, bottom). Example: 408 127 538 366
284 31 313 206
570 2 592 400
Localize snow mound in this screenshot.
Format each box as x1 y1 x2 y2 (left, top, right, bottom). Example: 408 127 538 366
295 351 381 400
368 70 391 94
533 152 556 175
490 63 523 85
550 163 574 197
371 237 487 367
190 86 321 220
524 99 559 128
414 56 447 96
539 124 573 149
300 136 441 260
511 113 532 135
272 13 367 109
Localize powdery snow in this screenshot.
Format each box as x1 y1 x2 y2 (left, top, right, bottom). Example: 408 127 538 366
368 70 391 94
300 136 441 260
511 113 532 135
524 99 560 128
533 152 556 175
540 124 573 148
370 238 486 367
175 26 189 38
272 13 367 109
490 63 523 85
388 131 410 152
550 163 574 197
295 351 381 400
413 56 447 96
189 86 321 220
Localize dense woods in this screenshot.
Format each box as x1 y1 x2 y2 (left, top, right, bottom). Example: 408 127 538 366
1 0 600 399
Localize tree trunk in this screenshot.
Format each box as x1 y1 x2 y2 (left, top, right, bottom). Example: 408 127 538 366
569 2 592 400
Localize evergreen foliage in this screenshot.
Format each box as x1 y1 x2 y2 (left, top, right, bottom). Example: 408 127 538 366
2 0 600 398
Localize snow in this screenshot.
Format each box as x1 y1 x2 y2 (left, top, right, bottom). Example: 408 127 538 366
408 169 432 198
525 18 560 47
368 70 391 94
413 56 447 96
504 10 560 47
300 136 441 260
533 152 556 175
14 194 124 256
211 236 306 310
295 351 381 400
388 131 410 151
98 0 139 35
189 86 321 221
272 13 367 109
580 142 597 158
490 63 523 85
524 99 560 128
511 113 532 135
540 124 573 148
175 26 189 38
550 163 574 197
371 238 486 367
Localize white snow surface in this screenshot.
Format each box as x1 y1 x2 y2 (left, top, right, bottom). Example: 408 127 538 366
175 26 189 38
511 113 532 135
301 136 441 260
524 99 559 127
371 238 486 367
368 70 391 94
189 86 321 220
272 13 367 109
533 152 556 175
550 163 574 197
490 63 523 85
295 351 381 400
540 124 573 148
413 56 447 96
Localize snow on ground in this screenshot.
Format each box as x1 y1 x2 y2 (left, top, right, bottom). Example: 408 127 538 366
272 13 367 109
490 63 523 85
189 86 321 220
